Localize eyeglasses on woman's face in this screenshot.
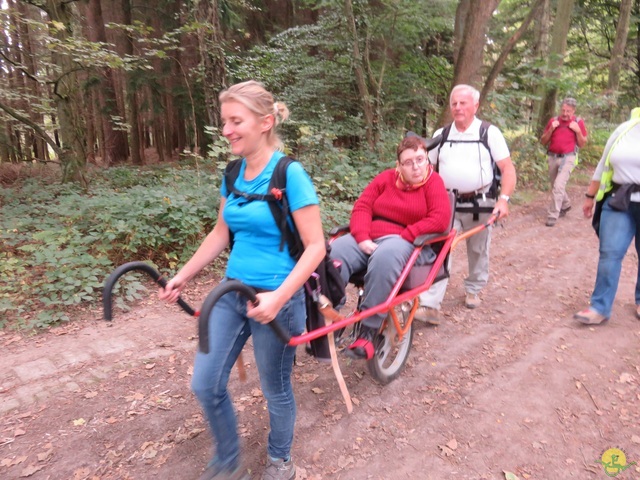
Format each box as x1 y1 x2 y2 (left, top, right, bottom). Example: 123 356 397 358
399 155 428 168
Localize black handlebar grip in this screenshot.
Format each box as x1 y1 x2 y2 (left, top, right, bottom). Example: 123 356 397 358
198 280 292 353
103 261 196 320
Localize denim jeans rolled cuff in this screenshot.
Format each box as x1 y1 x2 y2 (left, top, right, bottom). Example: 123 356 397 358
589 199 640 317
191 283 306 467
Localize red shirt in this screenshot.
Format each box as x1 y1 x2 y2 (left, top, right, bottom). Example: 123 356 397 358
349 169 451 244
545 116 587 154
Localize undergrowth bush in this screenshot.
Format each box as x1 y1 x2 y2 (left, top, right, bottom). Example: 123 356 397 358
0 164 220 330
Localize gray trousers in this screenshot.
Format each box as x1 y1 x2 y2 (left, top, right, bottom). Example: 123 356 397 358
419 198 494 309
330 234 435 329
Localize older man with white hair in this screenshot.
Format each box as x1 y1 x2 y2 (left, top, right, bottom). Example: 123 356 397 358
415 84 517 324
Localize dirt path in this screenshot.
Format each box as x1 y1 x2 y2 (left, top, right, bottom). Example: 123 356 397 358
1 183 640 480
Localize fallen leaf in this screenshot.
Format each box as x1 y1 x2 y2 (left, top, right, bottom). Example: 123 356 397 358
503 471 519 480
438 444 455 456
312 448 324 463
37 449 53 462
251 388 263 398
446 438 458 450
311 387 324 395
14 429 26 437
20 464 44 477
73 418 86 426
141 448 157 459
632 435 640 444
73 467 91 479
619 372 634 384
84 391 98 399
118 371 130 379
2 456 27 467
145 363 156 370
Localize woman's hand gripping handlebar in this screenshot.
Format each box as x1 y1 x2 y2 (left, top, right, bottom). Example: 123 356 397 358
103 261 197 320
197 280 291 353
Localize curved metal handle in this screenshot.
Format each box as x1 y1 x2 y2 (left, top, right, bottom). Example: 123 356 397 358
103 261 196 320
198 280 291 353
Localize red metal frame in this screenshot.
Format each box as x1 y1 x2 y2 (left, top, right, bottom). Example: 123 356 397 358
287 215 496 348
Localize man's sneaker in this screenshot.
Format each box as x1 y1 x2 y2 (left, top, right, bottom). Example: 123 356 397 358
636 305 640 320
574 308 608 325
262 456 296 480
414 306 442 325
545 217 556 227
465 293 481 309
559 206 572 217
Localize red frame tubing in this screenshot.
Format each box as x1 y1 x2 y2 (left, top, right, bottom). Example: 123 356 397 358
287 213 496 348
287 230 456 347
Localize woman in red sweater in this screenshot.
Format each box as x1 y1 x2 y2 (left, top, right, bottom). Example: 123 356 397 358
331 135 451 359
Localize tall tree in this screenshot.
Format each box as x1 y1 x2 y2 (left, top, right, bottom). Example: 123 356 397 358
196 0 226 134
536 0 576 136
479 0 545 112
529 0 551 127
343 0 384 150
438 0 500 125
607 0 633 97
118 0 143 165
83 0 129 165
42 0 88 184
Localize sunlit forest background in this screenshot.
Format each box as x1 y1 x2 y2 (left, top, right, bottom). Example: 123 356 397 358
1 0 638 328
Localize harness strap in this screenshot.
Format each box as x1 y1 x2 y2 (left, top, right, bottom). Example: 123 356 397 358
318 295 353 414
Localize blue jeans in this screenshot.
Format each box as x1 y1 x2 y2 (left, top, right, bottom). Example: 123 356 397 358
191 282 305 470
590 198 640 317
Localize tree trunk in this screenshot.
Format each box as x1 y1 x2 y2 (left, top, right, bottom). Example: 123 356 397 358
344 0 378 150
536 0 576 137
453 0 470 66
83 0 129 165
607 0 633 114
438 0 501 126
529 0 551 129
118 0 144 165
196 0 226 137
479 0 545 113
15 1 47 162
45 0 88 185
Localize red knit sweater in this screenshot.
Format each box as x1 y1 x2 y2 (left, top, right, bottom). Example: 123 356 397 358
349 169 451 244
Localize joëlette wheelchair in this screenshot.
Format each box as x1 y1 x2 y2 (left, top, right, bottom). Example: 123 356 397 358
292 192 495 382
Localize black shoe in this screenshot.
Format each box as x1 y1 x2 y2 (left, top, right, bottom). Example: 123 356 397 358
559 206 571 217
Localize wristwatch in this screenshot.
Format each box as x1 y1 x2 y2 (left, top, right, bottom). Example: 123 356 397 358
499 194 510 203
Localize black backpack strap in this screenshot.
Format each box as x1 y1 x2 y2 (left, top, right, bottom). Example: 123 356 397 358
435 123 453 173
479 120 492 162
223 156 300 255
266 156 304 259
225 158 279 203
224 158 243 197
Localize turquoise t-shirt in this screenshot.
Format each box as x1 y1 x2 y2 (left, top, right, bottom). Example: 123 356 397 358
222 151 319 290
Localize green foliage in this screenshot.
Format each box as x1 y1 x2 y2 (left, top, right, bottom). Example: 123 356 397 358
504 130 549 191
0 165 220 330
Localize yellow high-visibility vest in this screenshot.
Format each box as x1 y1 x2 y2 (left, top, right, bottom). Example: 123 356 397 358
596 107 640 201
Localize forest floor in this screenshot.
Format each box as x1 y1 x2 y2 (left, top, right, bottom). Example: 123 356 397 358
1 180 640 480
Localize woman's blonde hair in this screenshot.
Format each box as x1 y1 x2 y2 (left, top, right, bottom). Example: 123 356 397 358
219 80 290 149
